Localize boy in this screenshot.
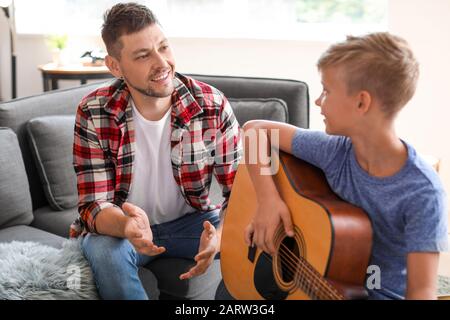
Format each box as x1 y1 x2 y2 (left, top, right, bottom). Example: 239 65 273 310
242 32 448 300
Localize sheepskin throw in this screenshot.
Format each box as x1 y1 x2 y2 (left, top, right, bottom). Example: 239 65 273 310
0 240 98 300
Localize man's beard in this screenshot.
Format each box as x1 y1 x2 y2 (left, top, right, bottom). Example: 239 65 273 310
123 75 174 98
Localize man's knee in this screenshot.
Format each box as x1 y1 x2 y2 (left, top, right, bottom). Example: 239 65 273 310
81 234 136 267
81 234 149 300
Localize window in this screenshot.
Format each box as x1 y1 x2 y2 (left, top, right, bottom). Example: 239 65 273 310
15 0 388 41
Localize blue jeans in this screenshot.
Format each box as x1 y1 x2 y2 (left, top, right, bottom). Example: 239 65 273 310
81 210 220 300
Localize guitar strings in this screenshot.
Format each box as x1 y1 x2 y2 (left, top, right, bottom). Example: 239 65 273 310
259 248 331 300
278 245 342 300
249 228 343 299
258 246 319 294
275 245 340 300
278 244 343 299
258 244 343 299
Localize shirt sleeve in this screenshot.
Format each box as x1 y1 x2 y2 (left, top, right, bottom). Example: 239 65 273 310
404 188 449 253
291 128 348 172
73 105 120 234
213 96 243 217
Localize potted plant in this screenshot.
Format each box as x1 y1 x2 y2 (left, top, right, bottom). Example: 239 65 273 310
46 34 68 66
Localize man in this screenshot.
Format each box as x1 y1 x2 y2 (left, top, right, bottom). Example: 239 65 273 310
70 2 242 300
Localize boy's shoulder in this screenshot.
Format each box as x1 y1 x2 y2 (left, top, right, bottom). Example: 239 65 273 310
404 141 445 194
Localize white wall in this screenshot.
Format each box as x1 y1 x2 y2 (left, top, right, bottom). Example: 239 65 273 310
0 11 10 101
171 37 329 131
0 33 105 99
1 0 450 197
388 0 450 197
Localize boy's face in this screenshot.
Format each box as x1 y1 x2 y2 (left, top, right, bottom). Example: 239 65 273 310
315 66 360 136
108 23 176 98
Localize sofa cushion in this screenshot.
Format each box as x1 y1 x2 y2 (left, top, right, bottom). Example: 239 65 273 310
27 116 77 211
0 225 64 248
228 98 288 126
0 81 109 210
189 74 308 128
0 128 33 228
31 206 79 238
147 258 221 299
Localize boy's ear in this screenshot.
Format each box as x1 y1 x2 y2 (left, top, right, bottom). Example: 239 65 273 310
357 91 372 114
105 55 123 79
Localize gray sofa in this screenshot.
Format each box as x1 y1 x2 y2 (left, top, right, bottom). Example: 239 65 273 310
0 74 309 299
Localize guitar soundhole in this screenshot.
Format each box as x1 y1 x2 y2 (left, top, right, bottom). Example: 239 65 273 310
279 237 300 283
274 226 306 292
252 227 306 299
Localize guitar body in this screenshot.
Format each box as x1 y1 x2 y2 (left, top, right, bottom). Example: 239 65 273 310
221 152 373 300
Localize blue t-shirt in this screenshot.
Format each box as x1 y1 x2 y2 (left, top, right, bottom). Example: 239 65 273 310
291 129 448 300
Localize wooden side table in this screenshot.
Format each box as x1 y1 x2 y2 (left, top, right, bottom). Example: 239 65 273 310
38 63 114 91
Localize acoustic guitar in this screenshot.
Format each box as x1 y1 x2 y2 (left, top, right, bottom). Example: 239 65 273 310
220 151 373 300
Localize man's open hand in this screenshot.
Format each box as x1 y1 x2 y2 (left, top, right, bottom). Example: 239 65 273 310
122 202 166 256
179 221 219 280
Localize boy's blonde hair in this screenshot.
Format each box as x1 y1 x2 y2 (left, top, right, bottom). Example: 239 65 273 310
317 32 419 117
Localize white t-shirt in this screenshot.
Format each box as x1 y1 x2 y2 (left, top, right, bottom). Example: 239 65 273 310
127 100 193 225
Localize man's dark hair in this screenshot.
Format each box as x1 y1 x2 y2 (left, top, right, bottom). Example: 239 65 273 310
102 2 159 59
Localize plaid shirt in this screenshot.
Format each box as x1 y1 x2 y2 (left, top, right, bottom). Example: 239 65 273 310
70 73 242 238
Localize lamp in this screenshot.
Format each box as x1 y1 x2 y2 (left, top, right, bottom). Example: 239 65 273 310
0 0 17 99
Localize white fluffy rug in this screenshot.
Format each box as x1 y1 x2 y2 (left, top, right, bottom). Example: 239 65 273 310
1 239 448 300
0 240 99 300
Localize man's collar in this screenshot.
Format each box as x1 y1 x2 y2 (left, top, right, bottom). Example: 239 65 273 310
171 74 203 127
103 79 131 121
102 74 203 125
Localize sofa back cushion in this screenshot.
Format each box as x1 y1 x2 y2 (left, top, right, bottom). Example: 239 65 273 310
188 74 309 129
27 116 77 211
228 98 288 126
0 82 106 210
0 128 33 228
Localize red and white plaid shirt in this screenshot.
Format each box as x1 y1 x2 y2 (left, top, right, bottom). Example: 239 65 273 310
70 73 242 238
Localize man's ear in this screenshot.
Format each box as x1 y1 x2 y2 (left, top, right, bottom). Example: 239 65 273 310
105 55 122 79
357 91 372 114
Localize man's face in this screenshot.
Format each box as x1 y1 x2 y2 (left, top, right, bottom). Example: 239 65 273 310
113 23 176 98
315 66 360 136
